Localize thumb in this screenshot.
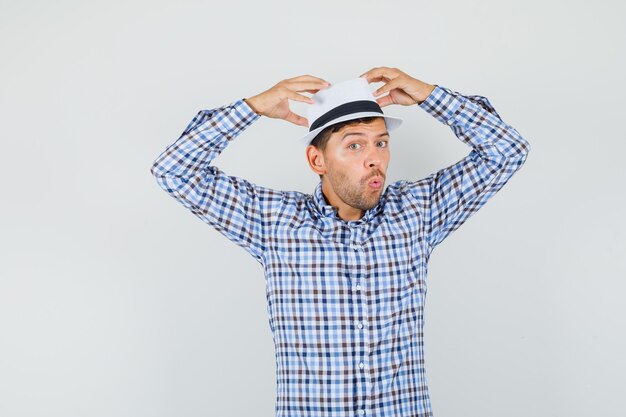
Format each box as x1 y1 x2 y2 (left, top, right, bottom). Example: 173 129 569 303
285 112 308 127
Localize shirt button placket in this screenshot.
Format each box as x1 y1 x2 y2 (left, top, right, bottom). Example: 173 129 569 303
350 225 370 417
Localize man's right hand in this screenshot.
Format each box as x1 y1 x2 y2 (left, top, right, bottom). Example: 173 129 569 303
244 75 331 127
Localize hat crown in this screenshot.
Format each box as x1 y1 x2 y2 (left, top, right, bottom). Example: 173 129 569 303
298 76 403 145
307 77 378 128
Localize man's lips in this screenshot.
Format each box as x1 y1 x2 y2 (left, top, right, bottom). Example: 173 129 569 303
368 176 383 188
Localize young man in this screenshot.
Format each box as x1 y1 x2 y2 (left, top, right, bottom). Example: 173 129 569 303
150 68 530 417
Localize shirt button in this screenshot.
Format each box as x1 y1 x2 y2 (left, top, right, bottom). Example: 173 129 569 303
356 284 361 291
446 118 454 125
359 362 365 369
356 321 363 329
358 410 365 416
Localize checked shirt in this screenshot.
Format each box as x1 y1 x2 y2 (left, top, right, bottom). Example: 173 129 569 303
150 84 531 417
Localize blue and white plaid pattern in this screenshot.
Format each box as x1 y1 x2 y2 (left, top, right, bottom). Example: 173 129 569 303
150 85 530 417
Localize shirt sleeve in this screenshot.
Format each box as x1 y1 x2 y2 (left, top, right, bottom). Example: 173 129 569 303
405 85 531 250
150 98 284 265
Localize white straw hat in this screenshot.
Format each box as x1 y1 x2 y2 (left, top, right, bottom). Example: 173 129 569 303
298 76 404 146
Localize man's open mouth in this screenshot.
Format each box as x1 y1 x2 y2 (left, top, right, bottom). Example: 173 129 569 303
368 176 383 188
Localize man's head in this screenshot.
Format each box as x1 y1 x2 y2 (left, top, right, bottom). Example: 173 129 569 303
306 116 390 214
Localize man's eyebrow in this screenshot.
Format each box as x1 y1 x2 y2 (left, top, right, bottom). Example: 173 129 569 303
341 131 390 141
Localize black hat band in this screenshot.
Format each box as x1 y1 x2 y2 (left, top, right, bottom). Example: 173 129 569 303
309 100 383 132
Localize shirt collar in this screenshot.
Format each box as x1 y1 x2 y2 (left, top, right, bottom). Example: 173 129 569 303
312 180 385 224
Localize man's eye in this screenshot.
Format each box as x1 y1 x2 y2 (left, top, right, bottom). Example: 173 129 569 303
378 140 388 147
348 143 360 150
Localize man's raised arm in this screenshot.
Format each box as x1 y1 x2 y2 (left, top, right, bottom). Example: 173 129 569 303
358 67 530 251
150 99 279 264
408 84 531 250
150 75 331 264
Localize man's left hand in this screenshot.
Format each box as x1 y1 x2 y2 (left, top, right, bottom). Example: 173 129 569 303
358 67 436 107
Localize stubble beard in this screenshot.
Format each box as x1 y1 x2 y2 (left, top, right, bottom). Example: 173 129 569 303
327 166 382 212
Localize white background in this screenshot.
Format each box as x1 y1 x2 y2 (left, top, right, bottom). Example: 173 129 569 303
1 0 625 416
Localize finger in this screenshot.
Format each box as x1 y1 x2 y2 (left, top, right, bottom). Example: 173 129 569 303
359 67 383 82
287 80 331 94
361 67 398 84
367 74 394 84
373 77 400 97
376 94 394 108
358 69 374 81
287 90 317 104
301 83 332 94
284 111 308 127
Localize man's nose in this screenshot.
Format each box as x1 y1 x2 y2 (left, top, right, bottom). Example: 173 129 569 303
365 152 382 169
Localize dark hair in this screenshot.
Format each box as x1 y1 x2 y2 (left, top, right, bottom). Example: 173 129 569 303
309 116 382 180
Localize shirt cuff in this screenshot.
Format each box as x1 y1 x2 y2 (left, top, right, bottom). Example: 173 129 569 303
193 98 261 144
239 98 262 119
417 85 464 127
185 97 261 140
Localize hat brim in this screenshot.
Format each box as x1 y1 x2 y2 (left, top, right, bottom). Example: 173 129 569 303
299 112 403 146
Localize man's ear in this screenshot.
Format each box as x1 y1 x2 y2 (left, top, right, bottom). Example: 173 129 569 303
306 145 326 176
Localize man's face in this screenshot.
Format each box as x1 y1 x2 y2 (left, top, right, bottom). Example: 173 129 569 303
322 117 391 212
